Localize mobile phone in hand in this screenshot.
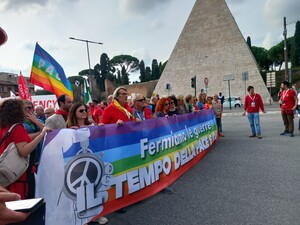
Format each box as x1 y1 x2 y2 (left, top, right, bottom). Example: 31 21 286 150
5 198 44 213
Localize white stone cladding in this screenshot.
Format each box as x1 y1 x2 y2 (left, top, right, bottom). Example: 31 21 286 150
154 0 270 102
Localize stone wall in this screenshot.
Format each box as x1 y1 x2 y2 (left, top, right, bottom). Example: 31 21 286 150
101 79 158 100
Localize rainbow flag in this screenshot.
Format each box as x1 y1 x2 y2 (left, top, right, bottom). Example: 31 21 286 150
30 43 73 99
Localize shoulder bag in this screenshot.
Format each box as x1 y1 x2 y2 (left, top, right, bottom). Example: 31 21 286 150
0 124 30 187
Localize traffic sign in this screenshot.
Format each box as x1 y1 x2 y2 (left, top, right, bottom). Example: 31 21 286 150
266 72 276 87
223 74 235 81
204 77 209 85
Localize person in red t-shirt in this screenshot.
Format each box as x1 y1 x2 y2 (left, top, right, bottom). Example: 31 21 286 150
279 81 298 137
92 104 103 124
242 86 266 139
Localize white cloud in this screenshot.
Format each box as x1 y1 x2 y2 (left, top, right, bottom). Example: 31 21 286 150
264 0 300 27
118 0 172 16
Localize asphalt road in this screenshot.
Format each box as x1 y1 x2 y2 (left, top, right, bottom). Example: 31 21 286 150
106 106 300 225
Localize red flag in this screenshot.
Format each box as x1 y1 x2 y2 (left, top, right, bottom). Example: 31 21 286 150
18 73 32 101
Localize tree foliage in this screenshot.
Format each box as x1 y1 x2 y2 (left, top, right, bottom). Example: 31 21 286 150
151 59 160 80
145 66 151 81
99 53 111 80
247 36 252 49
291 21 300 68
139 60 146 82
68 76 85 85
78 69 94 77
121 66 129 85
268 37 293 70
110 55 139 74
110 54 139 85
93 53 112 91
268 42 284 70
251 46 272 71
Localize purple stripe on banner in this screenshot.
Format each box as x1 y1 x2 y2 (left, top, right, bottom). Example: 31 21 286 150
43 110 215 147
89 109 214 139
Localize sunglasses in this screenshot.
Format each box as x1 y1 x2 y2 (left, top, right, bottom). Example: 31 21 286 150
78 109 87 113
136 98 145 102
24 106 33 111
170 101 175 104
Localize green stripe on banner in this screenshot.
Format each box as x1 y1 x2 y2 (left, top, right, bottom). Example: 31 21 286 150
111 126 217 174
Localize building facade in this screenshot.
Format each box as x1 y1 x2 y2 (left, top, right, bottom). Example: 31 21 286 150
0 72 34 98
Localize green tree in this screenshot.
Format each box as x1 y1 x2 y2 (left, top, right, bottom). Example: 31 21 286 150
247 36 252 49
93 64 103 91
78 69 94 77
110 55 139 82
251 46 272 71
106 72 115 82
99 53 111 80
116 71 122 85
68 76 85 85
145 66 151 81
268 42 284 70
151 59 159 80
139 60 146 82
268 37 293 70
121 66 129 85
291 21 300 68
91 53 113 92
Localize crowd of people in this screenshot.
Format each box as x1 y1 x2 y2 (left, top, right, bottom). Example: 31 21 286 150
1 80 299 224
0 87 226 224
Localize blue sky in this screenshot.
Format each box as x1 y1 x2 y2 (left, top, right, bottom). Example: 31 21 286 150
0 0 299 83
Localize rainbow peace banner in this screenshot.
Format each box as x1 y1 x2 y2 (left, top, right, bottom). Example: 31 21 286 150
36 110 218 225
30 43 73 99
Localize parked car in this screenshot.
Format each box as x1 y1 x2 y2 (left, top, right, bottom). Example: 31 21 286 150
223 96 242 108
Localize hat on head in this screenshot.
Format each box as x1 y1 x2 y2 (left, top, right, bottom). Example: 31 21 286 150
0 27 8 46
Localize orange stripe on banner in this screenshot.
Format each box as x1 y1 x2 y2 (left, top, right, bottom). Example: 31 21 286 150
91 144 214 221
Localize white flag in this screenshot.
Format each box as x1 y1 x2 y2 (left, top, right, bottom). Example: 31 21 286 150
84 78 92 105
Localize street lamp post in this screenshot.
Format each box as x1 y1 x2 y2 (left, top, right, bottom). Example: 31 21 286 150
69 37 103 96
283 17 289 81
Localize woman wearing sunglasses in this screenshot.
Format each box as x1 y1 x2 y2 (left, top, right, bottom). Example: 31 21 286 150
66 103 92 129
168 96 178 116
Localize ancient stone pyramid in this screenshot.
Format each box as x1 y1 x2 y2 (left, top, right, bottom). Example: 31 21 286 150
154 0 270 101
